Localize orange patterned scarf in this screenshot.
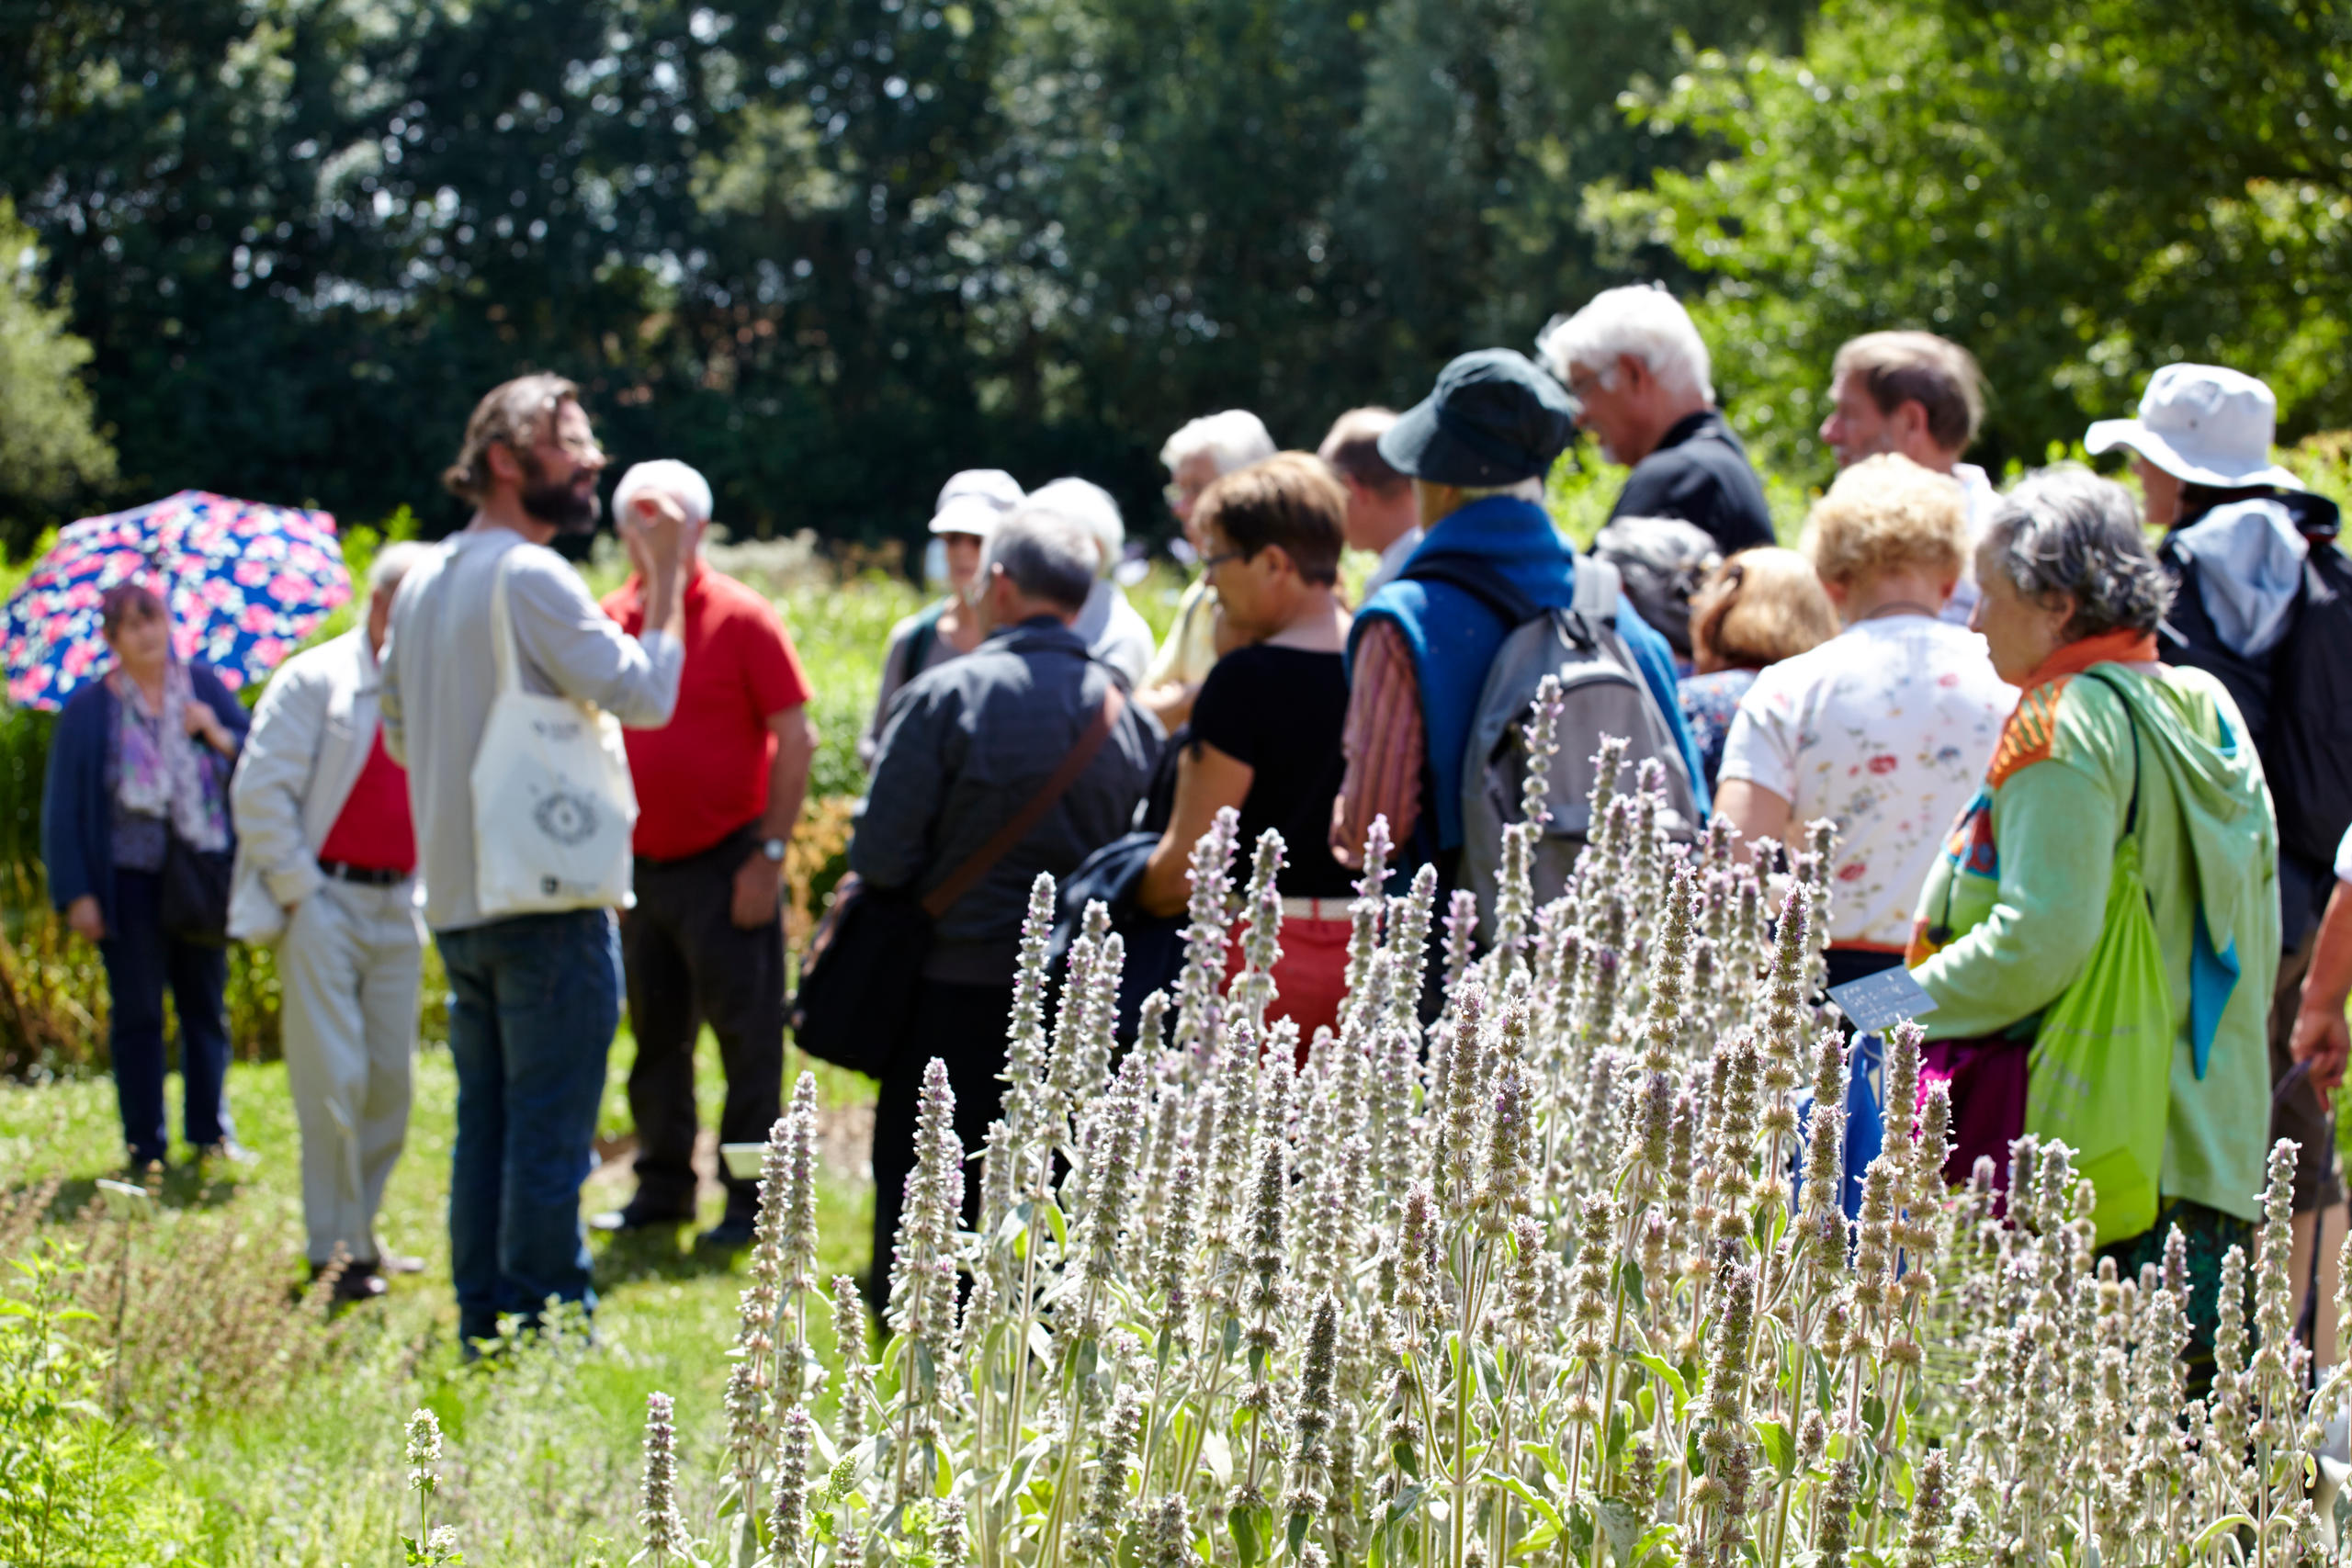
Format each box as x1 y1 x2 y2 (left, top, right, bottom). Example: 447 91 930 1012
1985 630 2159 788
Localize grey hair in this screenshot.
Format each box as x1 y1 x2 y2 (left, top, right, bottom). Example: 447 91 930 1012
1535 284 1715 404
1978 463 2174 638
986 507 1099 615
368 540 430 598
1025 477 1123 578
1159 410 1277 476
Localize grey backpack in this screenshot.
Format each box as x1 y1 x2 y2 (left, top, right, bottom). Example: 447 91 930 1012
1406 551 1700 931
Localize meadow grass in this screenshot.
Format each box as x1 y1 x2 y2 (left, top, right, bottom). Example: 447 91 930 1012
0 1035 876 1564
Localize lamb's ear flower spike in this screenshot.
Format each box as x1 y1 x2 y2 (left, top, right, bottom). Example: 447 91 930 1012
769 1405 813 1568
636 1391 687 1564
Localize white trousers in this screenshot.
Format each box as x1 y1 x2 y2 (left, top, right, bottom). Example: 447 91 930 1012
277 876 424 1267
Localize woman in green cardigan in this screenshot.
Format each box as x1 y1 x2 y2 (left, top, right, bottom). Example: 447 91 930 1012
1907 465 2278 1373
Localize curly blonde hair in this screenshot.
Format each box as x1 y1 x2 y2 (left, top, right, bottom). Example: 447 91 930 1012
1800 453 1968 589
442 373 580 505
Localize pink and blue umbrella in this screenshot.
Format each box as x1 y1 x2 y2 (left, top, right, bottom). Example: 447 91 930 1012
0 491 351 712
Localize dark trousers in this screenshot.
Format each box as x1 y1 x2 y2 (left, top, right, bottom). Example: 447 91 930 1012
436 908 619 1345
619 829 786 1224
868 977 1011 1311
99 868 234 1166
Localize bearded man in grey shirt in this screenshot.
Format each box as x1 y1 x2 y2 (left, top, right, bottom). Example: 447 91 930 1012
380 373 688 1349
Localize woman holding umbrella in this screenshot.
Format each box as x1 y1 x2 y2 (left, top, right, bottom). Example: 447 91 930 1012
41 581 254 1170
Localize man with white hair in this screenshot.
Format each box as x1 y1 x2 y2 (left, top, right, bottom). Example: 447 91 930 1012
852 506 1162 1301
1536 285 1775 554
594 459 818 1250
1141 409 1278 724
1029 476 1158 686
230 540 434 1302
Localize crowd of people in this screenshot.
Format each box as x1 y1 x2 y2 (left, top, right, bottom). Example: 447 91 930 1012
35 282 2352 1380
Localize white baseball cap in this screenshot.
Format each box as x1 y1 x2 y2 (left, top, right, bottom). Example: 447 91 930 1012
930 468 1024 536
2085 364 2303 490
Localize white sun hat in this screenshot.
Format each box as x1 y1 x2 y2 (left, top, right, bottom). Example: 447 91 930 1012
2085 363 2303 489
929 468 1024 536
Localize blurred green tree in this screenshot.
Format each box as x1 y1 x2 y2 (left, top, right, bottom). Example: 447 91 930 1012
1591 0 2352 477
0 198 116 556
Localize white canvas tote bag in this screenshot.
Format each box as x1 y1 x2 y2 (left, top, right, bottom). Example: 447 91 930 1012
469 556 639 916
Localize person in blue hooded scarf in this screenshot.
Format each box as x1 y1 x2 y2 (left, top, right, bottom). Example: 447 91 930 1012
1328 347 1705 894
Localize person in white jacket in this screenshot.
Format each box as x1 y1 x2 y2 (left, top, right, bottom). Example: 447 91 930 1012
230 541 431 1302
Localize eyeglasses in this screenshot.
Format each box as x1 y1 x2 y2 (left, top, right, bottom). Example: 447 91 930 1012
1198 549 1244 572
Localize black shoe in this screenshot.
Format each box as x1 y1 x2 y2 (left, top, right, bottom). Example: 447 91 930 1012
334 1268 388 1303
589 1201 693 1234
696 1213 758 1251
305 1259 387 1304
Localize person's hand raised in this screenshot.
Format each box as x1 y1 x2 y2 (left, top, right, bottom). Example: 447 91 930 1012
629 490 693 573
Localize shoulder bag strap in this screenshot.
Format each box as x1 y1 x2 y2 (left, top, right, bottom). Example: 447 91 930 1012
906 598 947 677
488 550 523 699
1569 554 1621 620
2079 669 2143 840
920 682 1127 920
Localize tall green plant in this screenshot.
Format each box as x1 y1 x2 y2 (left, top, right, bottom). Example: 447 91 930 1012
0 1242 192 1565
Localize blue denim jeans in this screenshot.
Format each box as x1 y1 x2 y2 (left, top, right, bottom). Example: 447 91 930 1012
434 908 619 1345
99 869 234 1166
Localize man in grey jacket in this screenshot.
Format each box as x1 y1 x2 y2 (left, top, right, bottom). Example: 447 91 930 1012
231 541 430 1302
855 507 1162 1291
380 372 689 1348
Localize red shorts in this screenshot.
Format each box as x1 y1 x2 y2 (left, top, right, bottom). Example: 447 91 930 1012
1220 915 1353 1065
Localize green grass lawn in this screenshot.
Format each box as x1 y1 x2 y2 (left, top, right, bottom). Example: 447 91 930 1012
0 1032 879 1566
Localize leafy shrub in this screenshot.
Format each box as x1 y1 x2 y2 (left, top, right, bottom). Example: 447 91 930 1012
0 1241 193 1566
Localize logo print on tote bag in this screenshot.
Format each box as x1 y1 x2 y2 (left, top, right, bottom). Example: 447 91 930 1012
533 789 602 846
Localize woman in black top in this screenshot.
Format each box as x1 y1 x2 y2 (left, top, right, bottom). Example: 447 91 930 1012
1137 453 1356 1050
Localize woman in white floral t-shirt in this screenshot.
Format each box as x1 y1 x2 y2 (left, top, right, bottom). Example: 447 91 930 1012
1714 454 2018 990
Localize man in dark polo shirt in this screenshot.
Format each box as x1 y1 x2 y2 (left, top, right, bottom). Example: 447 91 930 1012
1536 283 1776 554
594 459 818 1248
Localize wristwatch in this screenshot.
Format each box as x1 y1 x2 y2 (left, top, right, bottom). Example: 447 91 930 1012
761 837 787 863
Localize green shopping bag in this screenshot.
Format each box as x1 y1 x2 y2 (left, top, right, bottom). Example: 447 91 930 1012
2026 701 2174 1248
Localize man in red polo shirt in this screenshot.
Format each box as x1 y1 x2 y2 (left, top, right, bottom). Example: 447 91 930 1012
594 460 818 1248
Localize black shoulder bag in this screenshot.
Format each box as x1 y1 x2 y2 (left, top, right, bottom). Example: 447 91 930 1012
790 686 1125 1076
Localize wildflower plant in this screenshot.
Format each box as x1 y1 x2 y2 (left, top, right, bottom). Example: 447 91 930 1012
627 723 2341 1568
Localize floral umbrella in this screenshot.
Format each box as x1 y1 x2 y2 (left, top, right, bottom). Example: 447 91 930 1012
0 490 350 712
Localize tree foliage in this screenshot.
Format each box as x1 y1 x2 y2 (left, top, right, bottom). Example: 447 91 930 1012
0 199 114 551
0 0 1804 553
1594 0 2352 474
